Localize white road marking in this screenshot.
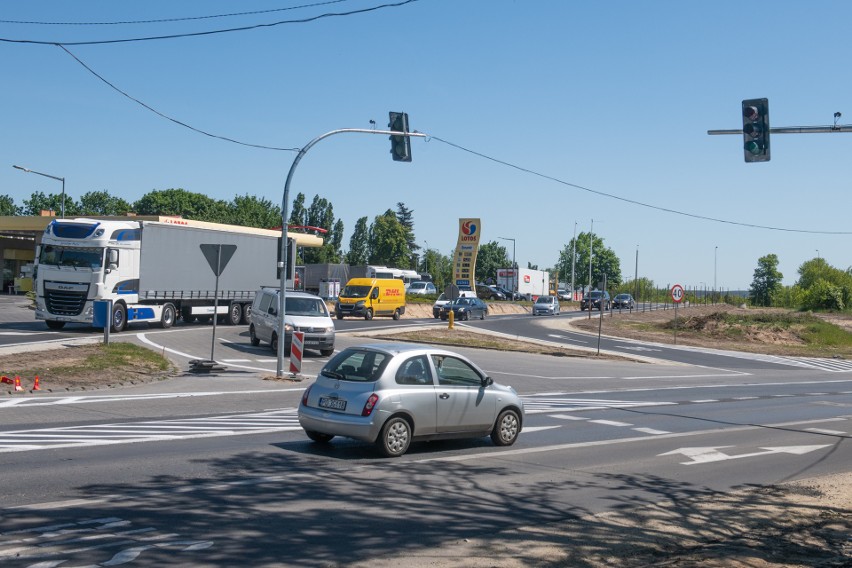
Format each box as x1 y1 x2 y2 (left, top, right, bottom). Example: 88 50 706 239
589 419 633 427
632 427 671 435
659 444 832 465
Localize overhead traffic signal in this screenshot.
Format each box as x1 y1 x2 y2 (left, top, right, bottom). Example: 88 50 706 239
742 98 770 162
388 111 412 162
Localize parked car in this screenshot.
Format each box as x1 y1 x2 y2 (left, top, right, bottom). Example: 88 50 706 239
249 288 335 356
612 293 635 309
494 285 521 300
556 289 572 301
532 295 560 316
440 297 488 321
476 284 505 300
580 290 611 311
407 281 437 296
298 344 524 457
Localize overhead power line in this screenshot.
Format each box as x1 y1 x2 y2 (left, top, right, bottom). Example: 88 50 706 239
0 1 350 26
0 0 421 45
59 45 299 152
428 136 852 235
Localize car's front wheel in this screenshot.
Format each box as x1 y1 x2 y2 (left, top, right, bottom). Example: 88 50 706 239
377 417 411 457
491 409 521 446
249 324 260 346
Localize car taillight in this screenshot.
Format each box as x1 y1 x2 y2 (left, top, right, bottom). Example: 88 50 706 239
301 385 312 406
362 393 379 416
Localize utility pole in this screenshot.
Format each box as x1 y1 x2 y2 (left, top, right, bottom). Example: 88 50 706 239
570 221 577 302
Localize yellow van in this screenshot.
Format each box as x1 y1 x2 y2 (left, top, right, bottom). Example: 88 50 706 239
336 278 406 320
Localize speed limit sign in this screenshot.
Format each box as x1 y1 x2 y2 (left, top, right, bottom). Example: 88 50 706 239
671 284 685 304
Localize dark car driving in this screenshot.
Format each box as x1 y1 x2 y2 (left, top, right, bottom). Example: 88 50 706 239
580 290 611 311
612 293 635 309
439 297 488 321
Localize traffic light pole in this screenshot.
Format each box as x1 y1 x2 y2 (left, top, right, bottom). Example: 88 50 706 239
708 124 852 135
275 127 427 378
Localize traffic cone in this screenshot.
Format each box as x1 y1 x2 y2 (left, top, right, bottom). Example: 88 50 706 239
0 375 12 385
32 375 41 391
14 376 23 392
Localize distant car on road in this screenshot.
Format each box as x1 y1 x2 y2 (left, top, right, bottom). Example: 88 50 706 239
556 289 572 301
494 286 521 300
298 343 524 457
581 290 611 311
476 284 505 300
440 297 489 321
612 293 635 309
532 295 560 316
407 281 437 296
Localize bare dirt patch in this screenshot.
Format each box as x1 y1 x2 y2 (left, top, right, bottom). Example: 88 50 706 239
567 304 852 358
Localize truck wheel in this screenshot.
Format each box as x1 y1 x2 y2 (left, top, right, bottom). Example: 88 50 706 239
240 304 251 324
393 308 400 320
46 320 66 330
159 304 176 329
336 312 344 320
227 303 242 326
111 303 127 333
365 308 373 321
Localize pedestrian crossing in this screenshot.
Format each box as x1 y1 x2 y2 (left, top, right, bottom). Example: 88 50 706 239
0 409 302 453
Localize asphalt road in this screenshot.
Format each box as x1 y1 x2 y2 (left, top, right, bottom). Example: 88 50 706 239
1 296 851 567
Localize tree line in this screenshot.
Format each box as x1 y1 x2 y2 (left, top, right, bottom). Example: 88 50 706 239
750 253 852 311
1 188 625 294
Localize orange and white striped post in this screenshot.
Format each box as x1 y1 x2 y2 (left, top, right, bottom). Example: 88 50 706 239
289 331 305 377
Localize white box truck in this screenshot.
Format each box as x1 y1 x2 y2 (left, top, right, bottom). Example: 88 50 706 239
34 217 319 332
496 267 550 300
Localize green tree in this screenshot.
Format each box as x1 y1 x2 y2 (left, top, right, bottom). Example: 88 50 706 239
134 188 228 222
368 209 409 267
22 191 78 217
395 202 418 262
796 257 851 310
560 231 622 290
78 190 132 216
749 253 783 307
302 196 339 264
228 194 281 228
288 193 307 228
346 216 369 265
0 195 20 216
475 241 510 284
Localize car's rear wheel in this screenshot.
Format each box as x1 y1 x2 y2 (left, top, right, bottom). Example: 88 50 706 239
491 409 521 446
377 416 411 457
393 308 400 320
305 430 334 443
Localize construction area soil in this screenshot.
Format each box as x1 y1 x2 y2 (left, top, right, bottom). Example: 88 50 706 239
2 301 851 566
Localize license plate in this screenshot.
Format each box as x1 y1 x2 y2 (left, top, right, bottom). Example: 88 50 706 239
319 397 347 411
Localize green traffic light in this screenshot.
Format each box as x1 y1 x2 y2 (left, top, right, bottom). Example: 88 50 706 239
745 140 762 155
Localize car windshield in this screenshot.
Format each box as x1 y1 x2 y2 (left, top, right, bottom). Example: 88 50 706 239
588 292 603 299
410 283 425 289
286 297 328 317
535 296 552 304
451 298 473 306
339 285 372 298
321 348 390 382
616 295 629 300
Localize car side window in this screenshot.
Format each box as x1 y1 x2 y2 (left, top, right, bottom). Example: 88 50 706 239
258 293 272 316
431 355 482 387
395 355 432 386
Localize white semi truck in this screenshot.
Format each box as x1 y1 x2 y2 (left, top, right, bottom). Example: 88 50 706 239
34 217 319 332
496 267 551 300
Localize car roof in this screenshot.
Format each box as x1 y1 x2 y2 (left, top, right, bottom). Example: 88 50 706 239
342 343 461 358
259 288 323 300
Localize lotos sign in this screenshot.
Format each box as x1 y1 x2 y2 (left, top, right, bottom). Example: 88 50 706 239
453 218 481 288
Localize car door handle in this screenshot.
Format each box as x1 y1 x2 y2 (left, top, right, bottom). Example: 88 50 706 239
439 393 450 399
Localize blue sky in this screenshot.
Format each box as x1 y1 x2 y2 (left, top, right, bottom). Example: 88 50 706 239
3 0 850 290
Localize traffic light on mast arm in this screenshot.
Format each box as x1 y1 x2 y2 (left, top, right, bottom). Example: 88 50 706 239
742 98 770 162
388 111 412 162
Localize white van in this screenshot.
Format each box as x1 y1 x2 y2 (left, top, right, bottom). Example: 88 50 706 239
249 288 335 356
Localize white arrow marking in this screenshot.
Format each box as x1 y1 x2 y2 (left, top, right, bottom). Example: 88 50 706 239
659 445 831 465
547 334 587 343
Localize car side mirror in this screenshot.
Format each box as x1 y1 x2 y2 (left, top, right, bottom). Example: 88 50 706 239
481 376 493 387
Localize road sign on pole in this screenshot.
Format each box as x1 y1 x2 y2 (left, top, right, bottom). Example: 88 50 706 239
670 284 685 304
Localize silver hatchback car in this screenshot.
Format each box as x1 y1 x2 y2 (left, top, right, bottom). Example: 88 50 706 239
298 344 524 457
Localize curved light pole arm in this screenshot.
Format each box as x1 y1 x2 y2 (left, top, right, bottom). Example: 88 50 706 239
276 128 427 377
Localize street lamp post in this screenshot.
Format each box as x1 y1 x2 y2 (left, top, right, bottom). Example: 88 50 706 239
422 240 429 275
571 221 577 301
714 246 718 304
13 165 65 218
498 237 516 296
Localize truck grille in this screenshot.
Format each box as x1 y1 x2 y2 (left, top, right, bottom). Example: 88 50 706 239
45 289 88 316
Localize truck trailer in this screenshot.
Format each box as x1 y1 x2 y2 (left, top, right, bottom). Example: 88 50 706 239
496 267 550 300
34 217 321 332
